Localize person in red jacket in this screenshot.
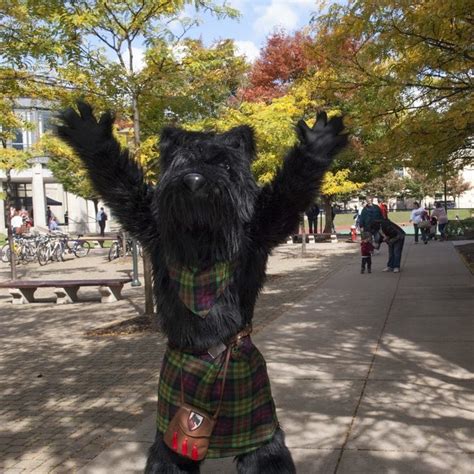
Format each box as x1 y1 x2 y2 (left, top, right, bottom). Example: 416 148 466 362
378 200 388 219
360 231 375 274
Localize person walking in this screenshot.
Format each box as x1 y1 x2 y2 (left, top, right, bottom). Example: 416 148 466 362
371 219 406 273
409 202 428 244
305 203 320 234
353 205 361 231
331 205 337 233
97 207 108 237
46 206 54 227
359 196 384 249
431 201 449 241
360 231 374 274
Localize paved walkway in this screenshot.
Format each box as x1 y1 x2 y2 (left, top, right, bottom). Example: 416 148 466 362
1 239 473 473
0 242 354 473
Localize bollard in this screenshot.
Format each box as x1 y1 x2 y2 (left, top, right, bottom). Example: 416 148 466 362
350 225 357 242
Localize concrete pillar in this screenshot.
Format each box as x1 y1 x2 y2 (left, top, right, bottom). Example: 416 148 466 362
32 163 46 227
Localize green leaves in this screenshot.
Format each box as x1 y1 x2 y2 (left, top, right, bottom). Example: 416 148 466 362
311 0 474 173
36 133 99 201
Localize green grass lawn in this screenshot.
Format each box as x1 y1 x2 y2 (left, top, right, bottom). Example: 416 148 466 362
307 208 473 235
330 209 472 227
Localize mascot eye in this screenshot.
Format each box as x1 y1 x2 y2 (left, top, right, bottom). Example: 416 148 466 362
219 162 231 171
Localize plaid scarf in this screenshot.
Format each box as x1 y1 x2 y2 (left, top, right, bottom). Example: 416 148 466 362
157 337 279 458
167 262 235 318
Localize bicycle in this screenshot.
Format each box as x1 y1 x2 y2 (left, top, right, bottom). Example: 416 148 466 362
37 233 91 265
60 233 91 259
108 235 142 261
1 235 40 265
37 234 62 265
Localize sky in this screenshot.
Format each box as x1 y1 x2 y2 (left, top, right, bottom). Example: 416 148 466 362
175 0 328 62
125 1 337 71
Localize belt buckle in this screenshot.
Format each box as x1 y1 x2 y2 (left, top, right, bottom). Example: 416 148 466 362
208 342 226 359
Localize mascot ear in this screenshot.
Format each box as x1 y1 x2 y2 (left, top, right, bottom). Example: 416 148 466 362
160 126 184 167
221 125 256 162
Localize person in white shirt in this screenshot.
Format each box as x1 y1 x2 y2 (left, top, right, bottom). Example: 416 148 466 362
11 211 23 235
409 202 428 244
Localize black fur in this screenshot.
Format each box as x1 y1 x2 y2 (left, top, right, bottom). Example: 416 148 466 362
57 103 347 473
236 428 295 474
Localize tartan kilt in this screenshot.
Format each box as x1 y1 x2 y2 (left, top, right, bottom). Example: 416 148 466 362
156 336 279 458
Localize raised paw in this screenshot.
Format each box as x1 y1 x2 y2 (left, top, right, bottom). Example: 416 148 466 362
296 111 347 160
57 101 115 152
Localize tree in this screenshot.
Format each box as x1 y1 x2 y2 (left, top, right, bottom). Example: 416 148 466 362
403 169 442 203
0 147 30 280
311 0 474 170
320 169 363 233
36 134 101 212
140 38 248 136
365 170 405 201
188 92 363 232
1 0 238 314
446 174 472 205
0 81 35 279
239 30 317 103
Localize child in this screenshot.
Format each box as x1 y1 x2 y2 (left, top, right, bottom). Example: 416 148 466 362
360 231 374 274
428 215 438 241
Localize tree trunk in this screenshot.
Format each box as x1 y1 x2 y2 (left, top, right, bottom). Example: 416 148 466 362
92 198 99 217
322 196 333 234
5 167 17 280
132 93 155 316
92 198 99 238
443 177 448 213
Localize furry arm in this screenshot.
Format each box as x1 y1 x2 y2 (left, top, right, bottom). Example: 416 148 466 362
57 102 156 244
252 112 347 250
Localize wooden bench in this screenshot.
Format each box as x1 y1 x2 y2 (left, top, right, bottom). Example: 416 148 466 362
0 278 132 305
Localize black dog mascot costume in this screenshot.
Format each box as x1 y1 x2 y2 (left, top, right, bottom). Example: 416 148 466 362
57 102 347 473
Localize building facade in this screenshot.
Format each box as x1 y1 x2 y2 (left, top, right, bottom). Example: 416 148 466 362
0 98 114 235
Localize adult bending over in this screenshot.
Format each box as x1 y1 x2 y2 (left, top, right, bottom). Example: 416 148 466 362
371 219 406 273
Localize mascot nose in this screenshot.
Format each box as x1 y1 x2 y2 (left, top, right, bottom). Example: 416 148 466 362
183 173 205 192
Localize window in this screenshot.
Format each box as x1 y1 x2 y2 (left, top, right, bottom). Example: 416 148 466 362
15 183 32 198
12 129 24 150
39 111 54 135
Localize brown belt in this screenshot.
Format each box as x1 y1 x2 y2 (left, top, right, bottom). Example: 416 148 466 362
169 325 252 359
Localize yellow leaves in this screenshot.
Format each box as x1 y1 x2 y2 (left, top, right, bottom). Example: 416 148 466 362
0 147 30 171
136 135 160 184
35 133 76 162
321 169 363 198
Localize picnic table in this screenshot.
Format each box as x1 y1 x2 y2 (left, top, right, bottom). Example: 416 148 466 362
0 278 132 305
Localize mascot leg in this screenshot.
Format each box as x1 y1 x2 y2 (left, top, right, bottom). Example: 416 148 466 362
235 428 295 474
145 431 200 474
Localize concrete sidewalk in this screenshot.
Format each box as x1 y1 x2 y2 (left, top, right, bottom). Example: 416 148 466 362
0 242 354 473
79 239 474 473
